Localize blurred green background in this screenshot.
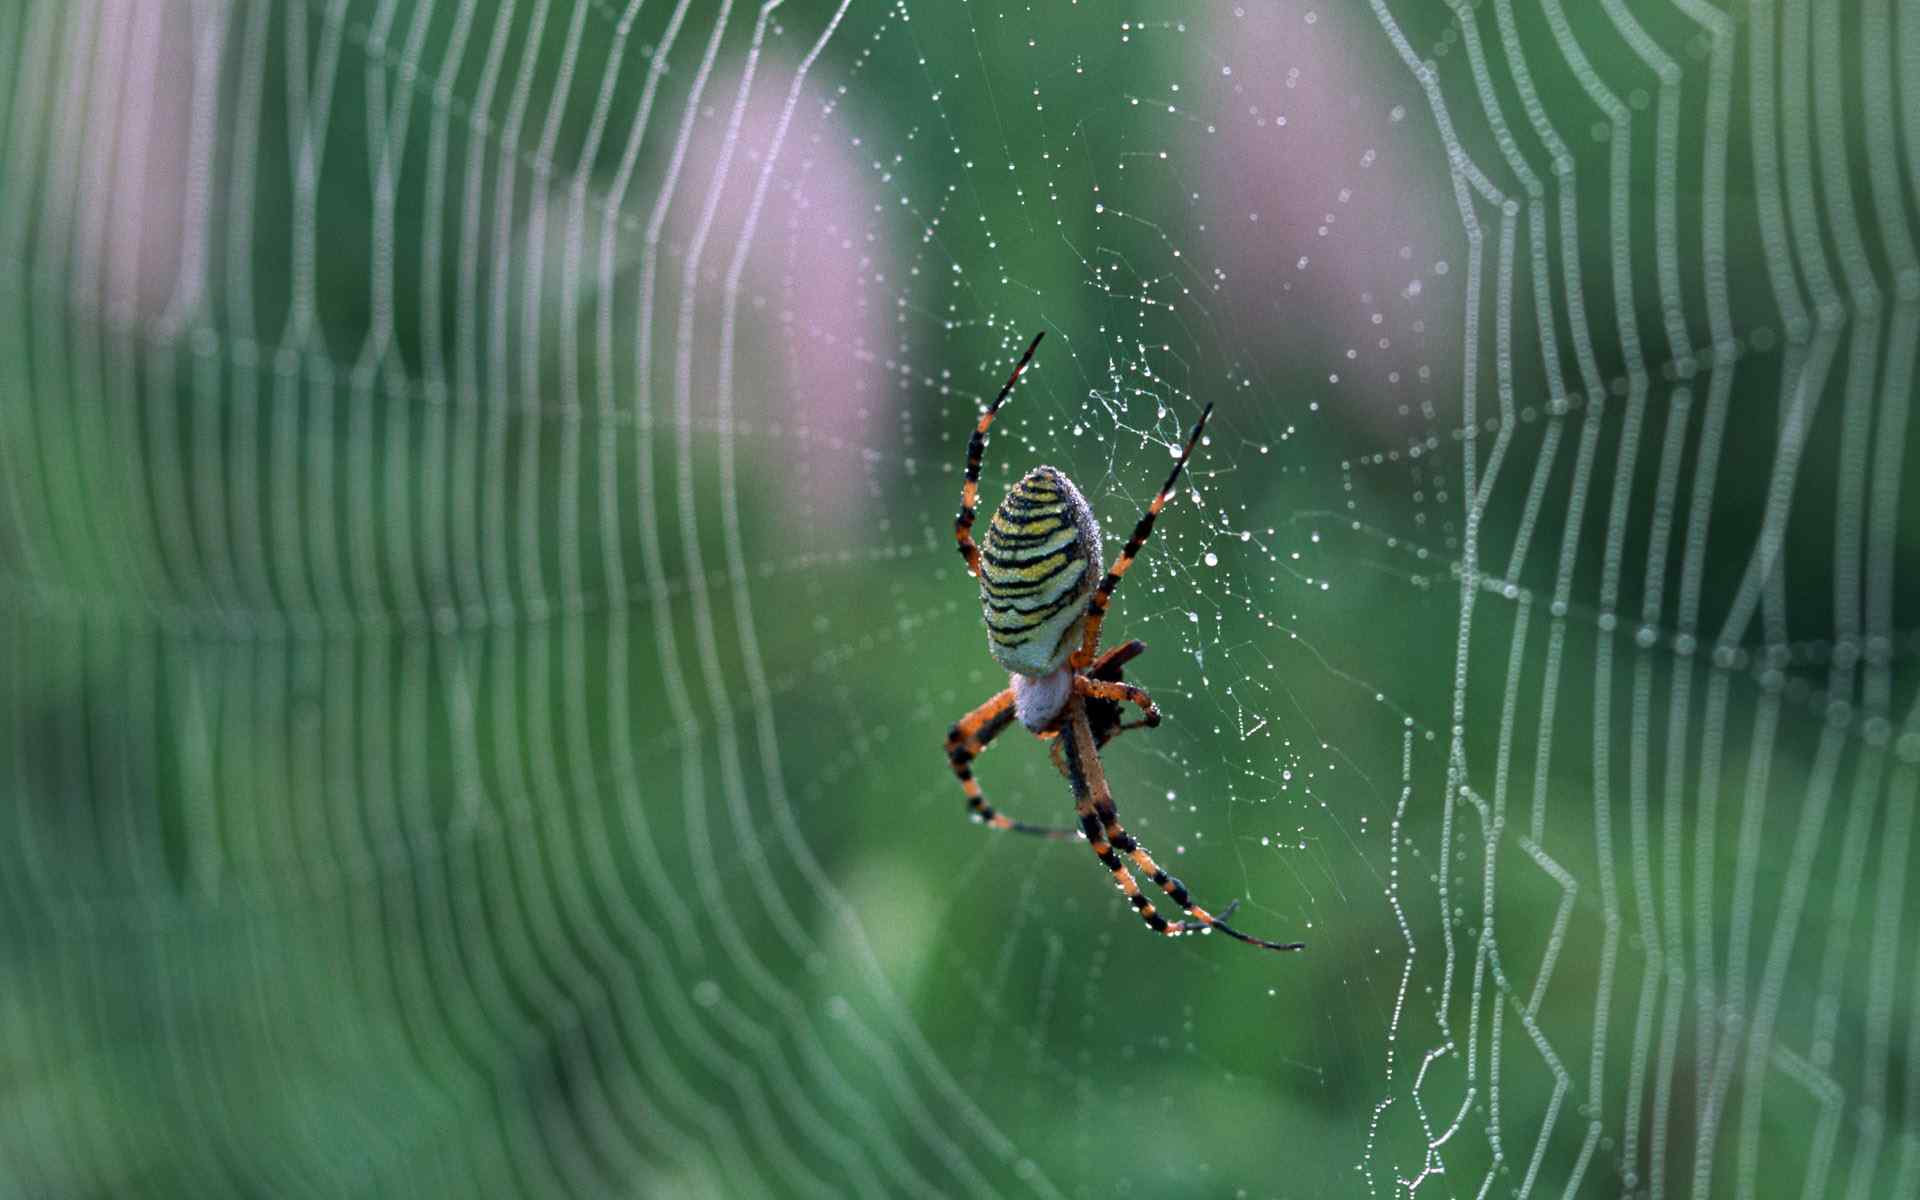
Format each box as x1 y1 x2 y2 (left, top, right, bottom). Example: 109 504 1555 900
3 1 1917 1196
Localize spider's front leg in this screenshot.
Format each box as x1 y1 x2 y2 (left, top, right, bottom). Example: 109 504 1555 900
946 689 1078 839
1069 404 1213 670
954 331 1046 576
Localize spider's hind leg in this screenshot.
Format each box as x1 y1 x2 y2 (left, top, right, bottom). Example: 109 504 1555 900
1060 697 1304 952
1056 699 1190 939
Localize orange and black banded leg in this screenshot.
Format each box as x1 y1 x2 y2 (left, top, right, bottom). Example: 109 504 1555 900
1073 677 1160 727
1072 404 1214 668
1078 639 1152 751
1109 816 1304 952
1058 696 1195 939
1050 676 1159 779
955 331 1047 577
1066 700 1304 952
947 688 1078 839
1050 642 1156 780
1048 713 1155 781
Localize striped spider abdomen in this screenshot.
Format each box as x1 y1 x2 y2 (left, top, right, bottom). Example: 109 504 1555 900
978 466 1103 679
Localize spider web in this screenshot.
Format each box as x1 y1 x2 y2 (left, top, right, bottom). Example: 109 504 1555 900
1 1 1917 1197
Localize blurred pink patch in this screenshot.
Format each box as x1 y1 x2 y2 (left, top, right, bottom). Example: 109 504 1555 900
670 42 890 533
1190 3 1461 437
45 0 215 334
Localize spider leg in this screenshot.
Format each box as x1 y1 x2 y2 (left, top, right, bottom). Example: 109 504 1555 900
1087 638 1146 680
1057 699 1188 939
1073 676 1160 727
955 331 1047 578
947 687 1078 839
1070 405 1213 669
1051 673 1157 781
1046 645 1154 780
1061 698 1304 951
1049 715 1155 781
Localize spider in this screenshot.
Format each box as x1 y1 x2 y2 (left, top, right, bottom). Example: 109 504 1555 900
945 331 1304 952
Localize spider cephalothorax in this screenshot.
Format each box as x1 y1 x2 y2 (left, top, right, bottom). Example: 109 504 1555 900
944 332 1303 953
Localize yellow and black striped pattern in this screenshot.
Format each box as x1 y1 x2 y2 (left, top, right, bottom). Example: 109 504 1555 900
978 466 1101 676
